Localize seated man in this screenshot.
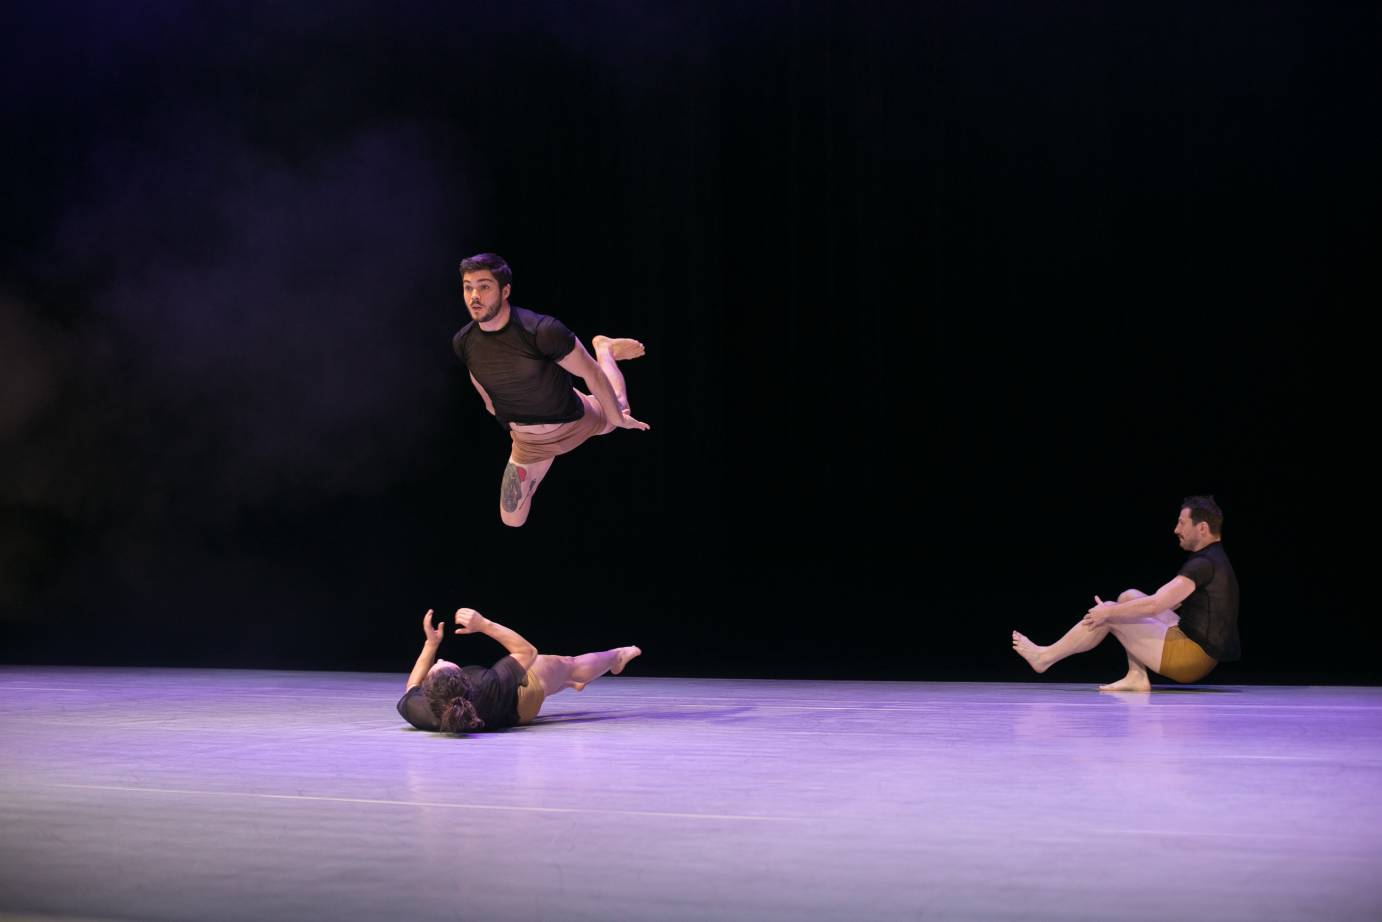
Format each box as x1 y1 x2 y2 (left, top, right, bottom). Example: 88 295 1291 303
1013 495 1240 691
399 607 641 733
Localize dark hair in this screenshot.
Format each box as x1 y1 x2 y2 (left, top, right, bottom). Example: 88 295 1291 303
1181 495 1224 536
422 668 485 733
459 252 512 289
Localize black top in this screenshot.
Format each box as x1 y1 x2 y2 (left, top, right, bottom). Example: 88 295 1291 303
1175 542 1241 662
453 305 583 427
396 655 529 731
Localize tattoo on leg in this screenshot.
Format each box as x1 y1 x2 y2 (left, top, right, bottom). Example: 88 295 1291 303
501 463 527 513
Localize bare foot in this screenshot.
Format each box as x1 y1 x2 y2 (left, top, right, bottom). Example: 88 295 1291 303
593 335 646 361
564 680 588 692
1098 673 1151 692
611 645 642 675
1011 631 1049 673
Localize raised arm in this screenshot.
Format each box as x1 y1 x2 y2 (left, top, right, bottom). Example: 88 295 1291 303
454 607 538 671
557 340 648 430
405 609 447 691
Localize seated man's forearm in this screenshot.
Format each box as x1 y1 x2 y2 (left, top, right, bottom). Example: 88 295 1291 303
1106 596 1169 623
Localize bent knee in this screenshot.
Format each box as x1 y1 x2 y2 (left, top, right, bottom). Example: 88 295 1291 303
500 508 531 527
1117 588 1147 603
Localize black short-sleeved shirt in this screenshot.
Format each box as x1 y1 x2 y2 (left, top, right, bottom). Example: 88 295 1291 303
453 305 582 427
1175 542 1241 662
396 655 528 732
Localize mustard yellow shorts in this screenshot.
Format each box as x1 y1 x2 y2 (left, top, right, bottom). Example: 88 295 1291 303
509 392 607 465
1158 626 1217 683
515 668 547 725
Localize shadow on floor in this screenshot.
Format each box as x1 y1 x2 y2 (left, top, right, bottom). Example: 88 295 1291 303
527 706 756 726
1152 685 1244 694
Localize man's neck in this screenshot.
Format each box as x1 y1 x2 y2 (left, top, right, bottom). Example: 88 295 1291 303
479 301 512 333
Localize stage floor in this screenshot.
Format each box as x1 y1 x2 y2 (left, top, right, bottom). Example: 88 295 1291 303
2 667 1380 921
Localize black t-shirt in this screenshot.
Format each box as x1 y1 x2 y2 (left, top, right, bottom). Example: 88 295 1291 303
1176 542 1241 662
453 306 582 427
396 655 529 731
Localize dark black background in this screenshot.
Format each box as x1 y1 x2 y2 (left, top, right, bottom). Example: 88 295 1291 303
2 2 1377 683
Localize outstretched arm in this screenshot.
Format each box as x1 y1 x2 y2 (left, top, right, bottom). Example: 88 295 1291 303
1083 576 1197 627
405 609 447 691
557 340 648 430
454 608 538 671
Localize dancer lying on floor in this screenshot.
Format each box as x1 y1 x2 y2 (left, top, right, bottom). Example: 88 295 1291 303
1012 495 1240 691
398 607 641 732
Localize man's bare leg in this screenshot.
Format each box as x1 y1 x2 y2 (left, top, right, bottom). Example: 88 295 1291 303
1014 588 1171 688
499 455 555 527
1097 589 1167 691
1012 622 1110 673
531 646 642 696
591 335 645 418
1099 651 1151 692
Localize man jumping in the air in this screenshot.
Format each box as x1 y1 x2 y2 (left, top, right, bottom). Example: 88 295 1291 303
452 252 650 526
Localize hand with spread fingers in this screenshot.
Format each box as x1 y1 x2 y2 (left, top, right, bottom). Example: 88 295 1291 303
422 609 448 645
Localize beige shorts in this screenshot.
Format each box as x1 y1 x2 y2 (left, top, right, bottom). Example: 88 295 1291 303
1158 626 1218 683
515 668 547 725
508 392 607 465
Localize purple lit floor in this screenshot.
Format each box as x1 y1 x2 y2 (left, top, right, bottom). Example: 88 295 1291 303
2 668 1381 921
